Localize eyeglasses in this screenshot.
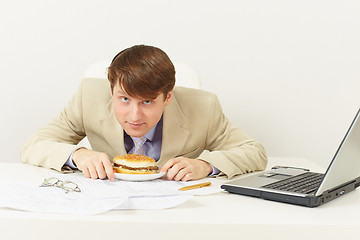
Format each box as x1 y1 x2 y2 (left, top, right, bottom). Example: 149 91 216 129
40 177 81 193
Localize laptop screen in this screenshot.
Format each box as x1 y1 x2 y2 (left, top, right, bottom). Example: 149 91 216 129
316 109 360 195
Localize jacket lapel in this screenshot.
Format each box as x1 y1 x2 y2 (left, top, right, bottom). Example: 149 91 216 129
99 99 127 158
158 93 190 165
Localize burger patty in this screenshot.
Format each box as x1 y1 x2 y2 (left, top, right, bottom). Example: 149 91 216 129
113 163 159 171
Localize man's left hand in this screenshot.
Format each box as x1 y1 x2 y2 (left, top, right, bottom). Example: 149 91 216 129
160 157 212 181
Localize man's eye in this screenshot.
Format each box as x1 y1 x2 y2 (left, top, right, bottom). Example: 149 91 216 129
121 97 129 102
143 100 151 105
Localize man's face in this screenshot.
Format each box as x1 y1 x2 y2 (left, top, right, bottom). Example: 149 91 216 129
111 83 172 137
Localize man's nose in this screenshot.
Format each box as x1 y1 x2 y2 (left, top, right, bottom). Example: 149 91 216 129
130 104 142 120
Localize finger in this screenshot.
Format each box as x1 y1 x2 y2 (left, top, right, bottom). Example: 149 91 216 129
180 172 192 182
82 168 91 179
166 162 186 180
160 158 179 172
103 159 115 181
88 164 99 179
95 162 107 180
174 167 190 181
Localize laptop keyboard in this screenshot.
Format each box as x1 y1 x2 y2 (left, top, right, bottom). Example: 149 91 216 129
262 172 324 194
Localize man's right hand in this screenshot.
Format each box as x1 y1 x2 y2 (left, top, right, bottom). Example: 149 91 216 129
72 148 115 181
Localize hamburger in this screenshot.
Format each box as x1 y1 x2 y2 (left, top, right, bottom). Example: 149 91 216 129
113 154 159 174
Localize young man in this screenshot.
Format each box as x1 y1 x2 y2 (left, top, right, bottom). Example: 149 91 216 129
21 45 267 182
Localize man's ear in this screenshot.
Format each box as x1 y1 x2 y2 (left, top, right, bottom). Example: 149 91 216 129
164 91 173 105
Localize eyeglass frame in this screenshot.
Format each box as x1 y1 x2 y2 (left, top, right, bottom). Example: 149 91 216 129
40 177 81 193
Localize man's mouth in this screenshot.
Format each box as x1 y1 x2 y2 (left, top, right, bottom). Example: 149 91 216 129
128 122 144 128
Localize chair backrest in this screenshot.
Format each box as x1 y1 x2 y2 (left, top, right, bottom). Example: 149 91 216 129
83 60 202 89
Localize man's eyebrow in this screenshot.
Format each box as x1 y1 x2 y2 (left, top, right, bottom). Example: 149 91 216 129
116 90 127 96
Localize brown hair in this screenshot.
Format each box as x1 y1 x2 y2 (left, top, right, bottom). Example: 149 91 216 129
108 45 176 100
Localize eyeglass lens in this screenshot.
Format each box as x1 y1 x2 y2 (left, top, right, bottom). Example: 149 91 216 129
40 177 81 193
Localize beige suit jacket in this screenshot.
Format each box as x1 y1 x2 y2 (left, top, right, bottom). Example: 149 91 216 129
21 78 267 179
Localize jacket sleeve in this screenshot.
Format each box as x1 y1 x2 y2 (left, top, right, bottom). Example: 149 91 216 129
198 95 268 179
20 80 86 172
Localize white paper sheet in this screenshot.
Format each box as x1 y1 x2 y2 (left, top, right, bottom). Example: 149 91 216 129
47 171 222 197
0 182 127 214
0 171 222 214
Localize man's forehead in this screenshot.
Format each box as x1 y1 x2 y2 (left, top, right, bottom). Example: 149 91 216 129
114 86 127 95
114 84 163 100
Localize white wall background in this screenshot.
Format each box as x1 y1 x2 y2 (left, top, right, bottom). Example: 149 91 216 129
1 0 359 168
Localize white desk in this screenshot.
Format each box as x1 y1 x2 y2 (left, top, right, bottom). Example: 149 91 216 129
1 158 359 240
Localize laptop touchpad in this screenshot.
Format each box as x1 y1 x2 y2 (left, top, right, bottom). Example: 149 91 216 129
259 173 291 180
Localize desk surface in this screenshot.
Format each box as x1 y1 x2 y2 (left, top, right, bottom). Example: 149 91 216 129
1 158 359 240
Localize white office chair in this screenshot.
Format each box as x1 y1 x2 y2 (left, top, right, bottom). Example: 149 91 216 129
83 59 202 89
78 60 202 149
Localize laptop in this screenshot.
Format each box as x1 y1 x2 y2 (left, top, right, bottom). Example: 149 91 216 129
221 109 360 207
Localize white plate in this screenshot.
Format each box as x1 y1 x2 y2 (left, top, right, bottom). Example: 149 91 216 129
114 172 166 181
